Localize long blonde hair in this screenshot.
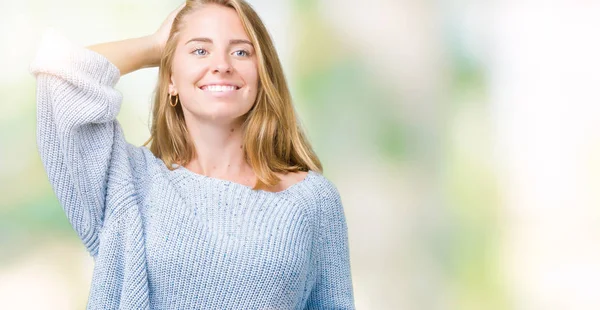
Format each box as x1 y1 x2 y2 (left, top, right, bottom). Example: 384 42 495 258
143 0 322 190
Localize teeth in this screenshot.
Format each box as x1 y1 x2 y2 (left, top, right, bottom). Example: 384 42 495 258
204 85 236 92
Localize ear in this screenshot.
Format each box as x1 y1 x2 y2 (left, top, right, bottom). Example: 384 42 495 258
168 76 177 95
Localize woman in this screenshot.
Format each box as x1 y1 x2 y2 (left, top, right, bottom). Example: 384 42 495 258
31 0 354 309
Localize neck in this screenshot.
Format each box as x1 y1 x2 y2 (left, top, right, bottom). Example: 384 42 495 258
184 117 253 180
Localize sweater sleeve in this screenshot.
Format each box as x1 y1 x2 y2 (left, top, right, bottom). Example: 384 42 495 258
306 180 356 309
30 29 124 256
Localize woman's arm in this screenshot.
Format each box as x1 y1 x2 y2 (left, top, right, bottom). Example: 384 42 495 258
31 32 124 255
306 179 356 309
29 4 184 256
87 3 183 76
87 36 159 76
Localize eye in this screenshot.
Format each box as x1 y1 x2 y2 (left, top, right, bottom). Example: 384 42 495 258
192 48 208 56
233 50 250 57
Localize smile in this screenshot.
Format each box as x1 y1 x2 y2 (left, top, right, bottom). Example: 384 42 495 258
200 85 241 92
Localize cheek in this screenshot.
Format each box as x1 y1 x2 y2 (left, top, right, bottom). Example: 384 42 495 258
237 62 259 90
170 63 188 88
240 66 259 103
248 70 259 90
171 56 206 87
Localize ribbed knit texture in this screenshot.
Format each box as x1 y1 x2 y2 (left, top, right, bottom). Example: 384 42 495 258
30 30 355 310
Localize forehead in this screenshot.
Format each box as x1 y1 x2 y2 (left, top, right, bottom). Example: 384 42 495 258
180 5 249 41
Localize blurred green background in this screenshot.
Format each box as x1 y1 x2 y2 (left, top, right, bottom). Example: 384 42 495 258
2 1 600 309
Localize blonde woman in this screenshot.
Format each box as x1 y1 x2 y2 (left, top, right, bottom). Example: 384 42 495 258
30 0 354 309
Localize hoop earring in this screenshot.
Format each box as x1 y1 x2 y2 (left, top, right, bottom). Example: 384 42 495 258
168 94 179 107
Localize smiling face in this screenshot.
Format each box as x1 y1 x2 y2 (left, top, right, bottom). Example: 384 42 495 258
169 4 259 124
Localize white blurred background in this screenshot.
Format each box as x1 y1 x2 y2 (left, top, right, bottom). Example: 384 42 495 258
1 0 599 309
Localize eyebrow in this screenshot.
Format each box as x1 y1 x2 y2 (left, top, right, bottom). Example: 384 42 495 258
185 37 253 46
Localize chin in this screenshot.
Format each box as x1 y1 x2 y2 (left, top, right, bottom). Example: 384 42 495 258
196 110 251 124
182 101 253 123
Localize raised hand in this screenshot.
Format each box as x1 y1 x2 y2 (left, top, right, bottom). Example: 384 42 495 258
151 3 186 61
87 3 186 76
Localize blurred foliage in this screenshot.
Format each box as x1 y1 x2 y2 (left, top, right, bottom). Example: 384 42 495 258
291 1 407 168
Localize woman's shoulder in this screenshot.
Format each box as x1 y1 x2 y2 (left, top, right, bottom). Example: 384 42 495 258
294 171 346 221
269 170 309 192
305 170 341 196
280 170 342 204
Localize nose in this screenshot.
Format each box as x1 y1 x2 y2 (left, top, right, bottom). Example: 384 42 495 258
211 53 232 74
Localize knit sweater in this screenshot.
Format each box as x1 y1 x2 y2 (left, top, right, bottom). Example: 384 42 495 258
30 31 355 310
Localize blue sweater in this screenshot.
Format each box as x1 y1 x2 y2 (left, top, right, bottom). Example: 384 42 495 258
30 31 355 309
